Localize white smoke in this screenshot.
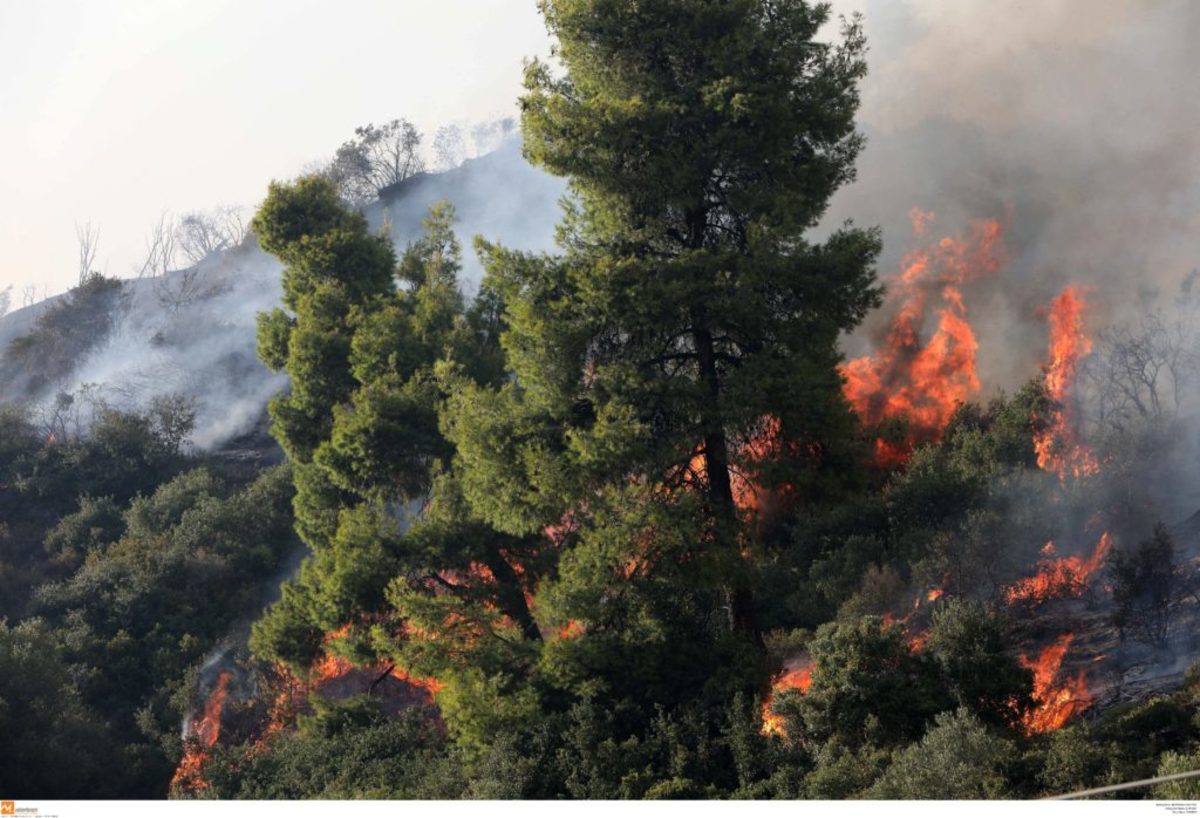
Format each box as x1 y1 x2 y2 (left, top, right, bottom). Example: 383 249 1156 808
39 243 288 450
367 138 566 291
2 143 565 452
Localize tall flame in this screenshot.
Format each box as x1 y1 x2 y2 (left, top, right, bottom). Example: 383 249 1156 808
1034 286 1100 480
171 669 233 791
1020 634 1093 734
842 211 1006 459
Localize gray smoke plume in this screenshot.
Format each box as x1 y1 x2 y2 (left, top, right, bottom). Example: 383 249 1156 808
826 0 1200 389
819 0 1200 524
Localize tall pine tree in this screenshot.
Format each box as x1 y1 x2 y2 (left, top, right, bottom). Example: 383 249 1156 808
446 0 880 658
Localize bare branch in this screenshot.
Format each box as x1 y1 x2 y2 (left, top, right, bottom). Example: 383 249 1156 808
327 118 425 206
136 212 178 279
75 221 101 286
175 205 246 264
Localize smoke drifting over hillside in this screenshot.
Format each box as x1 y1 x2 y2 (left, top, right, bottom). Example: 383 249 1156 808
62 248 288 450
370 139 566 289
0 144 564 451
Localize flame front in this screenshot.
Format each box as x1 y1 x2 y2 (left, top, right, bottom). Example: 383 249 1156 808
1004 531 1112 606
842 212 1006 460
1034 285 1100 480
259 624 444 747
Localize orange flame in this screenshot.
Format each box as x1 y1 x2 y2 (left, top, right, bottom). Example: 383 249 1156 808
1019 634 1093 733
1034 286 1100 480
557 619 586 640
674 416 787 515
907 630 930 653
731 416 785 513
842 215 1006 461
761 662 814 738
389 664 447 695
171 669 233 790
1004 532 1112 606
314 625 443 697
259 624 444 743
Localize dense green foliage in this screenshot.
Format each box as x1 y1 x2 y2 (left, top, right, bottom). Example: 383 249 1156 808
0 398 298 797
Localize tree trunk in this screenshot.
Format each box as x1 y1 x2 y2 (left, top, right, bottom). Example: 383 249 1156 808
485 551 544 642
692 315 763 648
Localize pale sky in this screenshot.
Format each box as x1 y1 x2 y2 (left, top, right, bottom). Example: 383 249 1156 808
0 0 552 297
5 0 1193 306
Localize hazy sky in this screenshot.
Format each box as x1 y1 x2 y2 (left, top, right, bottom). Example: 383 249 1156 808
0 0 552 297
4 0 1194 306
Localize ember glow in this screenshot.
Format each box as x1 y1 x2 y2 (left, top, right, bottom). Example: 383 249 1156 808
314 625 443 697
761 663 813 738
259 626 445 748
389 664 447 695
1004 532 1113 606
171 669 233 791
842 212 1006 460
1020 634 1093 734
557 619 586 640
674 415 787 515
1034 286 1100 480
731 416 784 513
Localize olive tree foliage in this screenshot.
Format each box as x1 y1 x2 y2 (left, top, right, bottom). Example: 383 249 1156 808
795 617 948 749
1153 749 1200 799
0 619 116 797
327 119 425 206
925 598 1034 730
866 709 1015 799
